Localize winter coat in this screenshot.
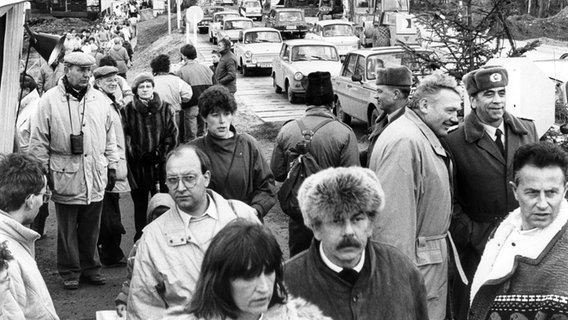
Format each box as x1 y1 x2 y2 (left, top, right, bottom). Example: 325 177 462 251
175 60 213 107
0 266 25 320
284 240 429 320
37 62 65 95
122 93 178 190
214 49 238 93
0 212 59 320
271 107 360 182
101 91 130 193
190 127 276 218
29 79 119 204
162 297 333 320
153 73 193 112
469 200 568 320
445 111 538 254
126 190 259 320
108 44 130 74
16 89 40 153
368 107 452 320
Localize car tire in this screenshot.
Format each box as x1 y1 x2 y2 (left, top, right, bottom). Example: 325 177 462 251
369 106 381 127
274 76 282 93
561 53 568 60
243 65 250 76
286 82 297 103
334 98 351 125
213 37 218 44
209 35 213 43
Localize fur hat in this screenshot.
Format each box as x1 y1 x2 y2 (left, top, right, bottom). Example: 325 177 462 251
64 52 95 67
463 66 508 96
132 72 154 95
305 71 334 106
375 66 412 87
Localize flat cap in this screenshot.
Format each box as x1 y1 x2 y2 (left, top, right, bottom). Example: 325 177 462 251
93 66 118 79
463 66 508 96
64 52 96 67
375 66 412 87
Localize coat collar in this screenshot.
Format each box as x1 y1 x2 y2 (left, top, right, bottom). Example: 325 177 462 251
0 210 40 256
464 110 529 144
56 78 98 102
405 108 448 158
132 92 164 115
20 89 40 111
305 106 335 119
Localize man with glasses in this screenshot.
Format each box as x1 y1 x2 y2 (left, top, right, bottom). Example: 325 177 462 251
126 144 259 320
0 153 59 319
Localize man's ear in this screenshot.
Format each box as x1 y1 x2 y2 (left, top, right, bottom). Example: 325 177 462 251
203 170 211 188
418 98 429 114
469 95 476 109
509 181 519 201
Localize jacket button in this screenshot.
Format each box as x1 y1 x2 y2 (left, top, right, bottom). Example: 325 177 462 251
169 240 173 243
352 296 357 303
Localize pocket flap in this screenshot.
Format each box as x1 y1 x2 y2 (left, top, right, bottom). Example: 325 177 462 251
50 156 80 173
165 229 189 247
416 243 444 266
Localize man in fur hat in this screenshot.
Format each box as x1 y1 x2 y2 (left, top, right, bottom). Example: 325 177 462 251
284 167 428 320
445 66 538 319
271 71 360 257
361 66 412 167
368 72 461 320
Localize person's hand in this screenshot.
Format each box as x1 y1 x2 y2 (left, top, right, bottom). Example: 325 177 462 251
116 303 127 317
106 169 117 191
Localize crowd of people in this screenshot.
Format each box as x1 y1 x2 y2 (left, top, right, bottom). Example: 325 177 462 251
2 11 568 319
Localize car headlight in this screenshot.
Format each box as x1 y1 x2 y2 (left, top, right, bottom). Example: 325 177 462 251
252 58 257 64
294 72 304 81
244 51 252 58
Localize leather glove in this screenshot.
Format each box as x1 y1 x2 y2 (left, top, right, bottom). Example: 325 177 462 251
106 169 117 192
141 149 161 166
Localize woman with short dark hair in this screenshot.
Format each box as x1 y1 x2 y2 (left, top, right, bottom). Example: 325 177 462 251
189 85 275 221
165 219 331 320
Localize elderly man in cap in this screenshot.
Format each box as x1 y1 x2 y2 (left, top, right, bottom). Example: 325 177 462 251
444 66 538 319
30 51 119 290
469 142 568 319
361 66 412 167
369 73 461 320
93 66 130 267
284 166 428 320
271 71 360 256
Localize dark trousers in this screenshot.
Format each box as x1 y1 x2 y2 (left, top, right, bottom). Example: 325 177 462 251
181 106 206 143
31 202 49 235
55 201 103 281
98 192 126 265
131 187 158 241
288 218 313 257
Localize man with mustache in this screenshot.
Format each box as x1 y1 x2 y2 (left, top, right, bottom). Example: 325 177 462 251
445 66 538 319
368 73 461 320
126 144 259 320
284 167 428 320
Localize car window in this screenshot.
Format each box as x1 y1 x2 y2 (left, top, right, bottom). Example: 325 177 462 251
278 11 302 22
245 31 281 43
291 45 338 62
342 54 357 77
367 51 433 79
281 45 290 60
244 1 260 7
355 0 368 7
355 55 365 77
323 24 354 37
383 0 409 11
227 20 253 29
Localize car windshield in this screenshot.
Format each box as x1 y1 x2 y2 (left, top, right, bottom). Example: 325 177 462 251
278 11 303 22
244 1 260 7
291 45 338 62
366 51 435 80
355 0 369 7
323 24 354 37
206 7 223 15
383 0 409 11
245 31 281 43
226 20 253 29
216 13 239 22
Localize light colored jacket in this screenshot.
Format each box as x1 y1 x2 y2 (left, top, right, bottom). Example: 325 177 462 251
153 73 193 112
16 89 40 153
101 92 130 193
29 79 119 204
369 107 452 320
0 212 59 320
126 190 259 320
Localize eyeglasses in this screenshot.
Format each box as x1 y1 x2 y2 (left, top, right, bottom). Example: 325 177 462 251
40 190 52 204
165 174 200 190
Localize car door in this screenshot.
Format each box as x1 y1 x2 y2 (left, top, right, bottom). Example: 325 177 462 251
349 54 371 122
334 53 358 118
273 43 288 88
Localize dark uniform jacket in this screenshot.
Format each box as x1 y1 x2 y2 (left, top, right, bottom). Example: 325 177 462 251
214 49 238 93
445 111 538 253
284 240 429 320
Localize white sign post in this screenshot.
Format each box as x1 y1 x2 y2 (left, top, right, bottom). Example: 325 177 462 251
185 6 204 45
